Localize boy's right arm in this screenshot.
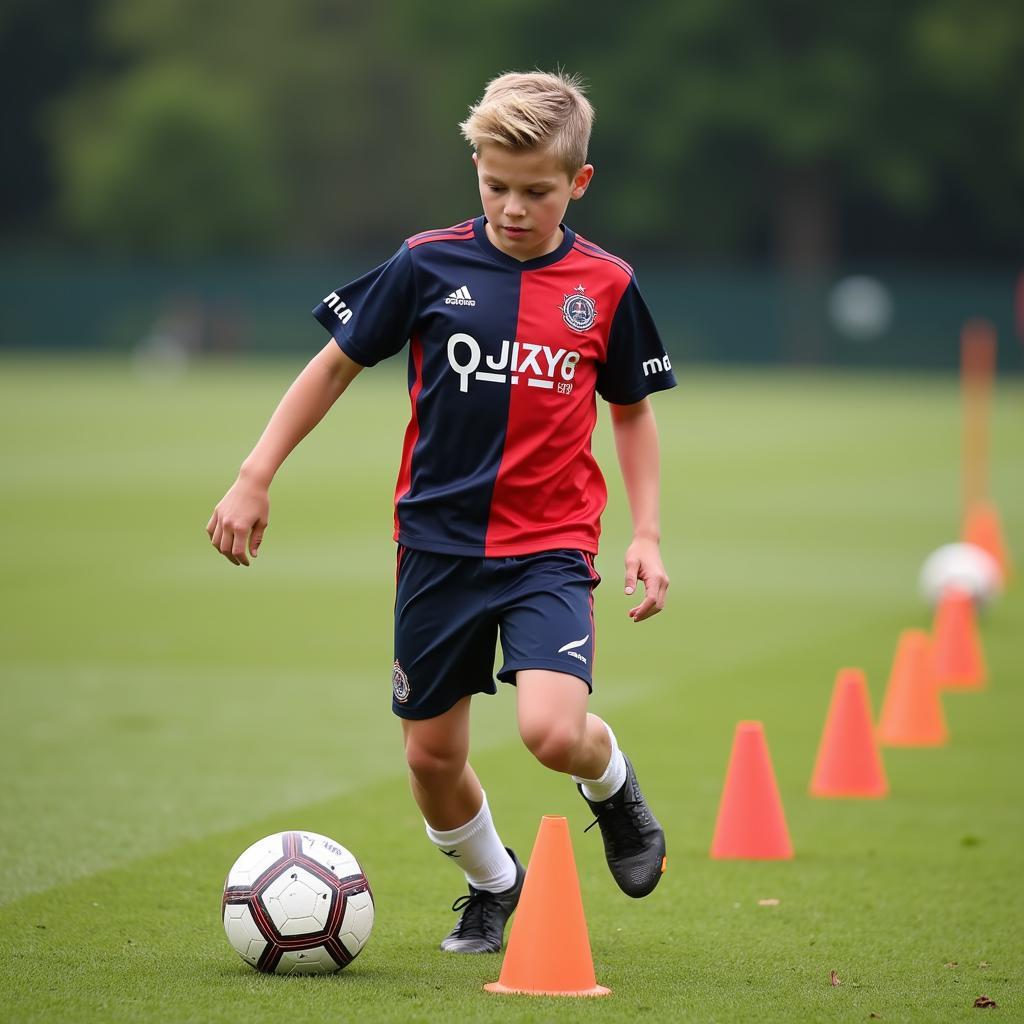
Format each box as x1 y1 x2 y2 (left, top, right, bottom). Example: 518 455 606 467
206 340 363 566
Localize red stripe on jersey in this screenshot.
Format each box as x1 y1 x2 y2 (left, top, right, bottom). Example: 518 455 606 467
483 255 624 556
393 334 424 539
408 225 474 242
407 223 475 249
407 220 474 242
407 232 474 250
572 236 633 277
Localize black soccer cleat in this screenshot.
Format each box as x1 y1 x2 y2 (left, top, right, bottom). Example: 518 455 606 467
579 753 666 898
439 848 525 953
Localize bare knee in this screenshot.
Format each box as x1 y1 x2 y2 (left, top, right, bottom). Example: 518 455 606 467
520 719 585 774
404 736 466 786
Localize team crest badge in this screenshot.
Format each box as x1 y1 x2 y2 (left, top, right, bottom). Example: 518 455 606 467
392 660 410 703
562 285 597 333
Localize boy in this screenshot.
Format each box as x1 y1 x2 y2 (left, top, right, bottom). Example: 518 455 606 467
207 71 676 954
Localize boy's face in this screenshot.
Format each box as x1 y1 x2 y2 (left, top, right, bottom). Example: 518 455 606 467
474 145 593 262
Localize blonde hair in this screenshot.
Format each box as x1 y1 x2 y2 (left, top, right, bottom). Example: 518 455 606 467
460 70 594 176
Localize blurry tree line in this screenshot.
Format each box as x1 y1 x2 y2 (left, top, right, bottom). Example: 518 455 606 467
4 0 1023 270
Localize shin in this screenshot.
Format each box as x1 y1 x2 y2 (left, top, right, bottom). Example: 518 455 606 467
402 697 481 830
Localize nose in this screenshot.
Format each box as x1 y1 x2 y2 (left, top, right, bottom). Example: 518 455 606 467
503 194 526 219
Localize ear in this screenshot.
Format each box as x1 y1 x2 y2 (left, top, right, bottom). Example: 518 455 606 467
570 164 594 200
472 152 479 170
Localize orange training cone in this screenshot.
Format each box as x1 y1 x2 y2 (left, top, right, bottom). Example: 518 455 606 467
877 630 949 747
710 721 794 859
963 499 1013 583
932 587 987 690
810 669 888 797
485 815 610 997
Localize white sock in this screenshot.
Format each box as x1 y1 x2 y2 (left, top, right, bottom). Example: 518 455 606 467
424 792 517 893
572 720 627 802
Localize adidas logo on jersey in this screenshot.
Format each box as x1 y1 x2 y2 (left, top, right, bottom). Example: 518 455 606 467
445 286 476 307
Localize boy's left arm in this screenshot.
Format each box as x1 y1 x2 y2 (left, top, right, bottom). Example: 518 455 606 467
610 397 669 622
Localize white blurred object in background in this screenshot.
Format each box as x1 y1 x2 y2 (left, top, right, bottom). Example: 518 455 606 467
919 542 1002 607
828 275 894 341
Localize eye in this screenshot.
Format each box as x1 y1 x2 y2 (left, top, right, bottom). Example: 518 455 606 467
528 190 549 198
487 185 506 194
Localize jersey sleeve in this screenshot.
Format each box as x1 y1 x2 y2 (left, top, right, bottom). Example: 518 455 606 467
312 244 417 367
596 276 677 405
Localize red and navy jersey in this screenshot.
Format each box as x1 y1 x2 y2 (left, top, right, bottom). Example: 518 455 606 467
313 216 676 557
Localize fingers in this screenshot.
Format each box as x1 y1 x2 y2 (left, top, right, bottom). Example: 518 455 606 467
249 522 266 560
231 527 250 566
207 509 243 566
627 569 670 622
207 481 269 567
210 516 223 551
220 524 240 565
624 556 640 596
629 594 658 621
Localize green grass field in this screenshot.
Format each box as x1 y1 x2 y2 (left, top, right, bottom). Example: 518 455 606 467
1 354 1021 1023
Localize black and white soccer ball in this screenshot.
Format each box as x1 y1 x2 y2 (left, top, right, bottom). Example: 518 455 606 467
222 830 374 974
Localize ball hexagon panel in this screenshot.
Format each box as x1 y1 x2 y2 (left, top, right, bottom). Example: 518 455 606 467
338 889 374 956
276 945 341 975
300 831 361 879
261 865 333 936
226 835 287 888
223 903 268 967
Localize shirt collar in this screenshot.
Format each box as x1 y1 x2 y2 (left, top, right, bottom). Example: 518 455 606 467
473 216 576 271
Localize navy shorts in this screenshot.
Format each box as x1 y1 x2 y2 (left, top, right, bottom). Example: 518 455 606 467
391 547 601 720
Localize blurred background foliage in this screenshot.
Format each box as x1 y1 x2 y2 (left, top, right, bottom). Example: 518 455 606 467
5 0 1021 263
2 0 1022 362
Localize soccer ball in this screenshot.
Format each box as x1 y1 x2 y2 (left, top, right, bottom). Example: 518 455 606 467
919 542 1002 607
222 830 374 974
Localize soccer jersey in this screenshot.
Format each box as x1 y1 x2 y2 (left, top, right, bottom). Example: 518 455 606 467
313 216 675 557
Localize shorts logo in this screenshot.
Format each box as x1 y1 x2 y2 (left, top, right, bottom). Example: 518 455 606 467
392 660 411 703
558 634 590 665
562 285 596 333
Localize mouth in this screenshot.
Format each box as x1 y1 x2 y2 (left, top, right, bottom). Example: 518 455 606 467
501 225 529 237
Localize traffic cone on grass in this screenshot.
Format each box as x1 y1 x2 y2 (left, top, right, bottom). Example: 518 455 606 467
810 669 888 797
932 587 987 690
710 721 794 859
963 499 1012 583
877 630 948 747
484 815 610 997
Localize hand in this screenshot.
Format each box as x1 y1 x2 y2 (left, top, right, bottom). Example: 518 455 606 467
206 475 270 566
623 537 669 622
